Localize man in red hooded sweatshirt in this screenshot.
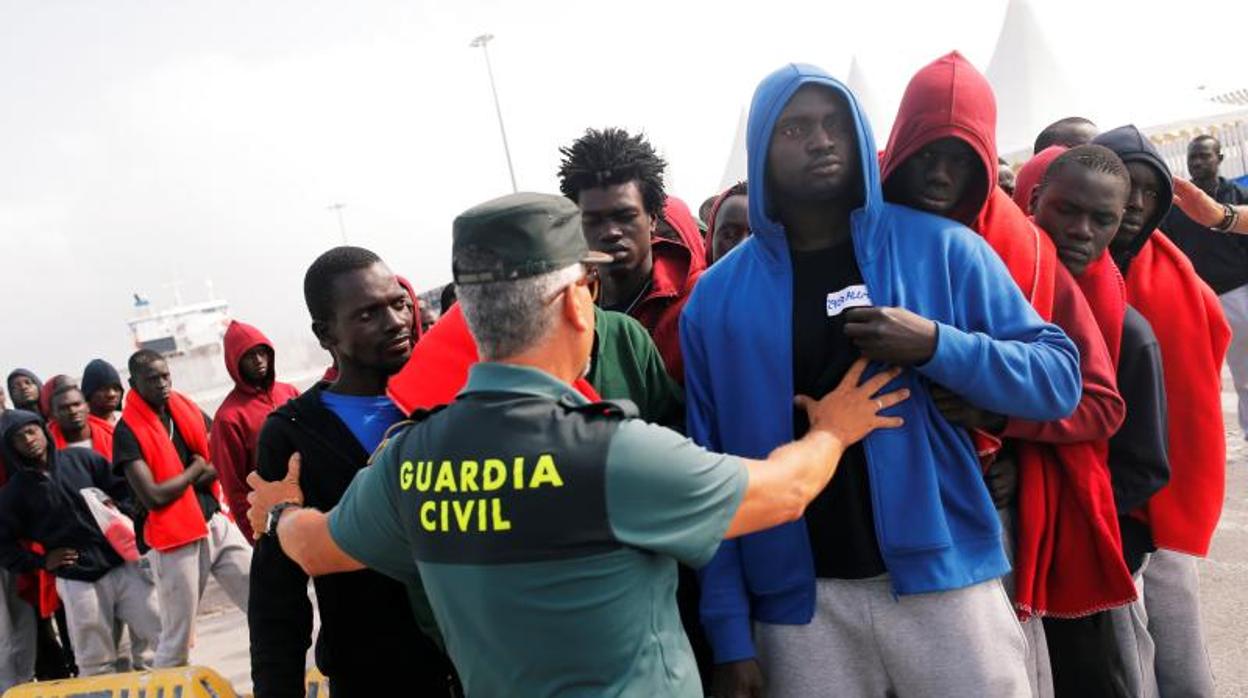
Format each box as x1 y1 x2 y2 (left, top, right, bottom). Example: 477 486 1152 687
558 128 705 383
211 320 300 542
879 51 1132 697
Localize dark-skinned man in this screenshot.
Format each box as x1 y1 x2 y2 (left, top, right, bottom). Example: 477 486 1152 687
880 53 1131 697
0 409 161 676
247 246 457 697
211 320 299 542
82 359 125 426
682 63 1080 698
1033 144 1171 698
1095 125 1230 698
246 192 910 696
1162 135 1248 441
7 370 41 414
557 128 705 383
1034 116 1098 154
114 349 251 668
49 386 115 459
705 182 750 265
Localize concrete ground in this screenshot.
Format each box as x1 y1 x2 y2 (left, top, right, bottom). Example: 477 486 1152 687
190 379 1248 697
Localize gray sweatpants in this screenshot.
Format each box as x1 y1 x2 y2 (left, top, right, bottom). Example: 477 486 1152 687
1143 549 1215 697
55 562 162 676
151 512 251 668
755 576 1030 698
999 508 1054 698
0 568 36 692
1109 556 1159 698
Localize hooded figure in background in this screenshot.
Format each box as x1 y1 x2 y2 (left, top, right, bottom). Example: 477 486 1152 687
81 360 125 426
682 62 1079 697
210 321 300 542
1095 125 1230 698
879 51 1132 696
6 370 42 415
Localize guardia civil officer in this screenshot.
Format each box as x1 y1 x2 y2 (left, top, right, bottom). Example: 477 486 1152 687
246 192 909 697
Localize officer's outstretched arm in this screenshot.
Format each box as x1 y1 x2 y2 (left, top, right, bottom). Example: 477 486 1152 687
275 508 366 577
725 360 907 539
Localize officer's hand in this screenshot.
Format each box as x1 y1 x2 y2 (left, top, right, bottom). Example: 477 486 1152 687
843 306 938 366
710 659 764 698
1172 177 1224 228
246 453 304 540
796 359 907 448
930 385 1006 432
44 548 79 571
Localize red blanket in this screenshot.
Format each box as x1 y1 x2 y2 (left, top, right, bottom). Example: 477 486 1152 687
979 192 1133 618
388 304 601 413
48 414 115 460
121 390 217 552
1129 232 1231 556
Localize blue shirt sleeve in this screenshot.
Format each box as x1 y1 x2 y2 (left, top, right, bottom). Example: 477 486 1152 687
917 234 1082 421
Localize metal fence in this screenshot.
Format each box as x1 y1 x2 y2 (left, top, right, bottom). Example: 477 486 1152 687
1149 114 1248 181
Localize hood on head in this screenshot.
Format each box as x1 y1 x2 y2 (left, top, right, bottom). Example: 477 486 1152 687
6 369 41 399
705 182 748 264
1013 145 1068 213
81 359 124 405
659 196 709 280
39 375 76 418
0 409 52 471
747 63 881 261
224 320 276 390
395 275 425 344
880 51 997 226
1092 125 1174 256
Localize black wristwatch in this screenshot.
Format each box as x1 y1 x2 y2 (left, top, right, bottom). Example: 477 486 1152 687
265 501 302 539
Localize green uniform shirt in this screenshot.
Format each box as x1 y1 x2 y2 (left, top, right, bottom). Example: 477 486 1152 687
328 363 746 697
589 306 684 428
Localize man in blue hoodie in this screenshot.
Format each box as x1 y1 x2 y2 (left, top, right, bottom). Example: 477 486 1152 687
681 64 1082 697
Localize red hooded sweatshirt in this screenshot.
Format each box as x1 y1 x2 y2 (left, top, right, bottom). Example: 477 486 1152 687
1013 145 1068 215
631 197 706 384
211 320 299 541
880 51 1134 618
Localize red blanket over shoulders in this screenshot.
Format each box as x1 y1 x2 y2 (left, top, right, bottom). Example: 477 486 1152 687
1128 232 1231 556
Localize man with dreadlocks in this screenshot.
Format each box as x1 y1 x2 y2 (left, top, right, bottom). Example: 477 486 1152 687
558 128 706 385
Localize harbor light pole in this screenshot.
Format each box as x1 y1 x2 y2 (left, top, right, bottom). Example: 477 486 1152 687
469 33 518 193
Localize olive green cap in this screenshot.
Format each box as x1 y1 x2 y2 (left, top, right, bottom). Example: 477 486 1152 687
452 192 612 285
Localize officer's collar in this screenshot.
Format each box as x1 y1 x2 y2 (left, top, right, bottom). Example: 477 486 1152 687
460 363 590 406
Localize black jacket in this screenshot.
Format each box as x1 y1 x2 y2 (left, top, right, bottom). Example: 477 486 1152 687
248 384 455 698
1163 177 1248 294
1108 307 1170 574
0 410 135 582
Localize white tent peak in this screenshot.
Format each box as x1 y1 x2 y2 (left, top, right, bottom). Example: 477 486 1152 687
847 55 891 143
985 0 1080 157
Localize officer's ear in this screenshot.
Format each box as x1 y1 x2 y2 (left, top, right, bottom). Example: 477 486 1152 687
561 278 593 333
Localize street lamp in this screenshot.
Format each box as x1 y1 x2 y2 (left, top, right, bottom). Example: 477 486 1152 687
327 203 348 244
469 33 518 193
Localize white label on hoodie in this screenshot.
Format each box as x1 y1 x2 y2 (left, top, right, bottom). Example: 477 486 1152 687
826 285 872 317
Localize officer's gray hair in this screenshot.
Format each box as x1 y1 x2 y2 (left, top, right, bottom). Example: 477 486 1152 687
457 259 584 361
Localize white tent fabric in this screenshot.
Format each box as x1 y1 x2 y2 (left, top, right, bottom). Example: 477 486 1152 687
985 0 1082 156
718 107 749 191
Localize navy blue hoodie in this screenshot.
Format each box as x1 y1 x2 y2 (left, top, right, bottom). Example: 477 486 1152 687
680 64 1082 662
0 410 134 582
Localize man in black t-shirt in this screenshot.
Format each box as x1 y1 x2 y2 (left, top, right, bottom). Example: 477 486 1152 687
1163 134 1248 440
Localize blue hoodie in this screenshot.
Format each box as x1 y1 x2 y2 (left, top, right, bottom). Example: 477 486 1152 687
680 64 1082 663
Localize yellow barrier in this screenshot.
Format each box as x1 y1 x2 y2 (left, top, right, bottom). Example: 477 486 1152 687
1 666 239 698
304 668 329 697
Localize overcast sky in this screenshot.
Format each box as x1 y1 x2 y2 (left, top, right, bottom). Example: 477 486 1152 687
3 0 1245 383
